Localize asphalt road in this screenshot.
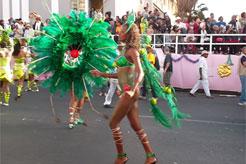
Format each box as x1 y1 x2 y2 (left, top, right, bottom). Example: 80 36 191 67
0 88 245 164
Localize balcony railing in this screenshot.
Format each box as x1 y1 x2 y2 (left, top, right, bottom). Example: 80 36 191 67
112 33 246 54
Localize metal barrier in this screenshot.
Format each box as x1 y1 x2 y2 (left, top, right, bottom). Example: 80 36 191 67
112 33 246 54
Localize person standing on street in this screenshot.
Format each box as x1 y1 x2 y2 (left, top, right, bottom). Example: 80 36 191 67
163 46 173 86
190 50 213 98
238 46 246 106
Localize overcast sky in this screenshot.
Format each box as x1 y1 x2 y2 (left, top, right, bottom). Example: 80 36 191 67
197 0 246 23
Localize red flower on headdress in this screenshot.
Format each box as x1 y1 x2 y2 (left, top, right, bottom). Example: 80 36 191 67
70 49 79 58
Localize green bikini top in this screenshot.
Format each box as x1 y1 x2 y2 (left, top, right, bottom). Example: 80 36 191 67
113 55 133 68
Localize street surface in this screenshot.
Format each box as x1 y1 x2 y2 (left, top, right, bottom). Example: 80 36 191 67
1 88 245 164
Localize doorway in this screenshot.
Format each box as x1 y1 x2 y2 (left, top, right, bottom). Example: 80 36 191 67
90 0 103 11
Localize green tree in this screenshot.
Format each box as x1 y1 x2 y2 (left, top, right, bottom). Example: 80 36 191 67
191 3 208 20
175 0 198 19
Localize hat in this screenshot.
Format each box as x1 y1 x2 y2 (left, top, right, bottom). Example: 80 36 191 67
25 23 31 28
36 15 42 20
146 44 152 49
176 16 181 20
163 46 170 52
201 50 208 55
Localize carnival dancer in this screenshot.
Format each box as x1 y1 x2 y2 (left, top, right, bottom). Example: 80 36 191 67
0 30 13 106
92 11 189 164
12 38 28 100
91 19 157 164
65 47 87 129
29 10 118 128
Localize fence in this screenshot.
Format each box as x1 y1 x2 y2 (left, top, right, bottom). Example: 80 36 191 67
113 33 246 54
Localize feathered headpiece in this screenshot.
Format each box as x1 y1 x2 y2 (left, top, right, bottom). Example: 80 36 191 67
125 10 136 33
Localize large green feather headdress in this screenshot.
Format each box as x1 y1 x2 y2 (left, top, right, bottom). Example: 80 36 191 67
29 10 118 99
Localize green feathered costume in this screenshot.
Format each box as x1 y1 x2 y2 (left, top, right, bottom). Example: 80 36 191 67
139 48 190 128
125 11 190 128
29 10 118 99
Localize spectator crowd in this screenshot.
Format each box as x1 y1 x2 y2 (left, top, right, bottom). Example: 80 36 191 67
1 5 246 55
91 5 246 55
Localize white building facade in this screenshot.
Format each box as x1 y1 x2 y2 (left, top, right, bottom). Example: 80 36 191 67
0 0 70 22
97 0 177 19
0 0 177 22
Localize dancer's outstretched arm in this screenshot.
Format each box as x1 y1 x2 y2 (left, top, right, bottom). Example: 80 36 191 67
91 70 118 79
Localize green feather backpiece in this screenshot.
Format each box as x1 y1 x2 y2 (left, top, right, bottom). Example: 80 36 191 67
150 101 171 128
140 48 190 128
140 34 152 48
29 10 117 99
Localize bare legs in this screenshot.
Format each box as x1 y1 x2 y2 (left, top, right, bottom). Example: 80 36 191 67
110 93 133 163
68 91 86 128
27 74 39 92
109 90 157 164
1 81 10 106
127 103 157 164
16 77 24 98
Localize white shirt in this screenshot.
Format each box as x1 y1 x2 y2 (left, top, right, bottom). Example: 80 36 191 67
35 21 42 31
14 23 24 38
142 11 149 19
175 22 187 30
200 30 209 43
198 56 208 79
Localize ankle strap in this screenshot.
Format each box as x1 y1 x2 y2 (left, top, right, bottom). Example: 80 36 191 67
117 153 127 158
75 107 81 113
112 127 121 132
146 153 155 158
69 106 76 110
112 127 123 144
68 107 76 115
136 129 148 143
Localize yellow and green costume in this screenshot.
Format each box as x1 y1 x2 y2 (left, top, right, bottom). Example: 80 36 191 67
13 57 26 80
0 30 12 106
13 57 26 97
0 56 12 82
0 51 12 106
